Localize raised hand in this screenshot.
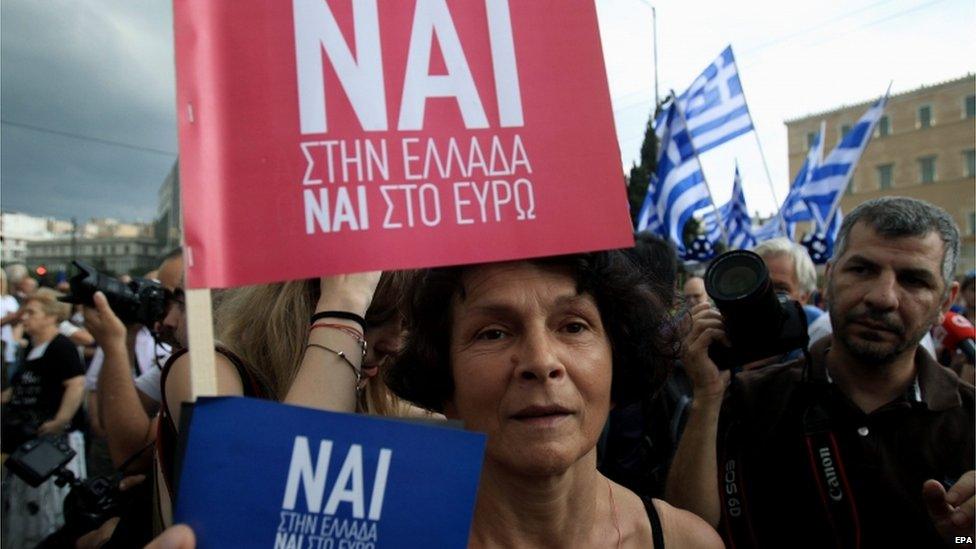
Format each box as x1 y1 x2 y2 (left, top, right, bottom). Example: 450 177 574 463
317 271 383 317
681 302 732 399
922 470 975 547
82 291 126 346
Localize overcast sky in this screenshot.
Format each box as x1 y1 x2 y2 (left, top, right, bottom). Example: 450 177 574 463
2 0 973 223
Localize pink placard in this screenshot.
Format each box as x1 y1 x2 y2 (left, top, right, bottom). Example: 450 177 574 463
174 0 633 289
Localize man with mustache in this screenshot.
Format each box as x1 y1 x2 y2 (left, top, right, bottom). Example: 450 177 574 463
666 197 975 547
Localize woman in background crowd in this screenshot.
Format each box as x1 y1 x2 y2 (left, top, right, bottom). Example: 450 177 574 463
1 288 86 549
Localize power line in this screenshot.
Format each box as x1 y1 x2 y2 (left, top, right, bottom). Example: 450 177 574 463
738 0 900 57
1 119 177 157
801 0 952 49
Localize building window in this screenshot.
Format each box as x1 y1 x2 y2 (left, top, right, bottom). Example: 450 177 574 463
917 105 932 129
918 156 937 184
875 115 890 137
806 132 818 150
839 124 851 140
966 95 975 119
965 149 976 178
877 164 894 189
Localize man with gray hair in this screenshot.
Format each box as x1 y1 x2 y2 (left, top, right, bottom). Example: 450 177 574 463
752 237 818 303
752 236 824 331
667 196 974 547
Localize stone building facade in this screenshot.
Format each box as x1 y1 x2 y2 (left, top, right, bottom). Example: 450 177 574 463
785 74 975 274
26 237 162 277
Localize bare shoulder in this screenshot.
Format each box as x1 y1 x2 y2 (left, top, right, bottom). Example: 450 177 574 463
654 499 724 549
609 482 722 549
164 351 245 427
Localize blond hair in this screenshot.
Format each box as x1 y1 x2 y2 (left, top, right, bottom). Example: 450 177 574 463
28 287 71 322
215 272 417 414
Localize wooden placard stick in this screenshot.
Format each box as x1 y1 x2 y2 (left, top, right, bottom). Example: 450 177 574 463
185 287 217 399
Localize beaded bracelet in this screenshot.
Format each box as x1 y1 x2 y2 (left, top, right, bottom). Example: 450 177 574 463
310 323 367 361
306 343 366 390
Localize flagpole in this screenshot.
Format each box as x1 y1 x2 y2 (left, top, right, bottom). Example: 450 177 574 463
726 46 782 210
672 90 729 246
635 0 659 107
811 119 828 233
652 6 659 107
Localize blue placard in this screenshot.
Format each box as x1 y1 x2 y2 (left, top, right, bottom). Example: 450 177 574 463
174 397 486 548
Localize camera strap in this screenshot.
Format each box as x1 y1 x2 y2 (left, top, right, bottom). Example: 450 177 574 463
800 358 862 549
719 415 759 549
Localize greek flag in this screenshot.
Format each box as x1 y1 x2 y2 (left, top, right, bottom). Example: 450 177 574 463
722 165 756 249
753 216 783 242
701 165 755 249
636 173 663 233
636 101 713 254
781 123 825 237
677 46 755 154
796 94 888 229
702 205 724 244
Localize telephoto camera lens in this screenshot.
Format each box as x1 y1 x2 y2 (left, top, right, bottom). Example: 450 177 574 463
704 250 809 369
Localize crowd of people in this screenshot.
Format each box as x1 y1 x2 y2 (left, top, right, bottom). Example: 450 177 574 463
0 195 973 548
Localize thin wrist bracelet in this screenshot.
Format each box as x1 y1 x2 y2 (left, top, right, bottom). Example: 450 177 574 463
310 323 367 360
310 310 367 333
306 343 366 390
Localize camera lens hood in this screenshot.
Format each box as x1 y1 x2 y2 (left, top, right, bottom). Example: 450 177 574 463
704 250 769 304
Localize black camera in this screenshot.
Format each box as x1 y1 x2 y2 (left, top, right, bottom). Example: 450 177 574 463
60 260 167 326
704 250 809 369
5 437 125 537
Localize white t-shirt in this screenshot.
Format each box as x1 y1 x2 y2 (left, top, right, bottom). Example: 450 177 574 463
58 320 80 338
1 295 19 364
85 327 171 403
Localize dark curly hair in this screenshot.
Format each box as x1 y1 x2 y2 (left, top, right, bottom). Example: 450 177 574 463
385 250 678 413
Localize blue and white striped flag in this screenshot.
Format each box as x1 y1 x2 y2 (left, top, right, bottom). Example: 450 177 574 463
636 173 663 234
796 94 888 230
702 205 724 245
636 102 713 254
753 216 783 242
722 165 756 249
676 46 755 154
701 165 754 249
781 123 825 237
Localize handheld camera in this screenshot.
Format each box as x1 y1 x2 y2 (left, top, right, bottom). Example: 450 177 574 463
5 437 125 537
704 250 809 369
59 260 167 326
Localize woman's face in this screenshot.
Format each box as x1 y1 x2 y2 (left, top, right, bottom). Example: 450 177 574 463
364 315 404 379
446 262 612 476
21 300 56 337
